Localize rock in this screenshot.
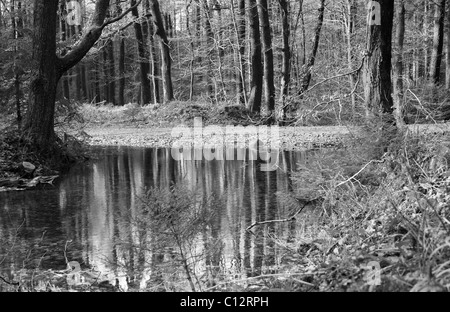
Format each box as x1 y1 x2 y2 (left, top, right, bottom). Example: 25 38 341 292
22 162 36 174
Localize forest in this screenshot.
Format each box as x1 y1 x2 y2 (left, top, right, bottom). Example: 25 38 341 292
0 0 450 294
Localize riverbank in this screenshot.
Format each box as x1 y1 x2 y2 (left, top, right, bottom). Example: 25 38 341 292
81 122 449 150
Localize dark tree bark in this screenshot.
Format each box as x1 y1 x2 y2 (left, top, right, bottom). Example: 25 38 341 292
299 0 325 95
107 39 116 105
12 0 23 129
117 1 125 106
429 0 446 84
149 0 174 103
118 37 126 106
363 0 395 119
257 0 275 119
246 0 263 113
102 46 110 103
446 0 450 89
131 0 152 105
24 0 60 148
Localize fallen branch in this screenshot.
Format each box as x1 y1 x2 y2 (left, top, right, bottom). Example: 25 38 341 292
302 56 366 95
406 89 438 125
246 199 313 231
203 272 315 291
0 275 20 286
335 153 387 188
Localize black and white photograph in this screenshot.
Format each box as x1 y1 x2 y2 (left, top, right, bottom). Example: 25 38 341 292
0 0 450 297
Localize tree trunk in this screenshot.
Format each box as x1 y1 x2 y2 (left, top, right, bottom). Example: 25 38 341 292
446 0 450 89
278 0 290 121
149 0 174 103
424 2 430 78
237 0 246 104
118 37 126 106
363 0 395 120
107 39 116 105
24 0 60 149
429 0 446 84
59 2 70 99
94 57 101 102
12 0 23 130
132 0 152 105
103 46 110 103
24 0 138 151
345 0 357 115
257 0 275 119
246 0 263 113
117 2 125 106
299 0 325 95
145 0 161 104
202 0 214 99
393 0 405 126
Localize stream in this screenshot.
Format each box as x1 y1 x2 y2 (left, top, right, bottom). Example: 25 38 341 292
0 146 319 291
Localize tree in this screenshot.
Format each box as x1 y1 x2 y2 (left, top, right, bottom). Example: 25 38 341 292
362 0 394 120
246 0 263 113
446 0 450 89
299 0 325 95
278 0 291 121
235 0 246 105
344 0 357 114
131 0 152 105
257 0 275 119
429 0 446 84
393 0 405 126
24 0 140 151
117 0 126 106
148 0 174 103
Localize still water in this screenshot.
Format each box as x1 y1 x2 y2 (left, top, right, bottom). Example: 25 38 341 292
0 147 315 291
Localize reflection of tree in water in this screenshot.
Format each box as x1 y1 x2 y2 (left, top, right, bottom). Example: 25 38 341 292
0 147 311 291
115 185 222 291
91 147 310 290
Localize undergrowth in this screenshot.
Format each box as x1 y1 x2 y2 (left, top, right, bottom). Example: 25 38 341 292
287 123 450 291
73 100 268 128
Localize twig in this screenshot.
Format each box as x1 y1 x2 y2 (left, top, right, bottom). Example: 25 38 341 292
335 153 387 188
0 275 20 286
406 89 438 124
302 56 366 95
102 0 143 28
203 272 315 291
246 199 312 231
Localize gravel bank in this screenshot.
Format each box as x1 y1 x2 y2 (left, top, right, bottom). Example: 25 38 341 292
83 123 450 150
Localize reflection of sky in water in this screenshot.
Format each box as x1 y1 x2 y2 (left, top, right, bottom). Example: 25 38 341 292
0 147 310 290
